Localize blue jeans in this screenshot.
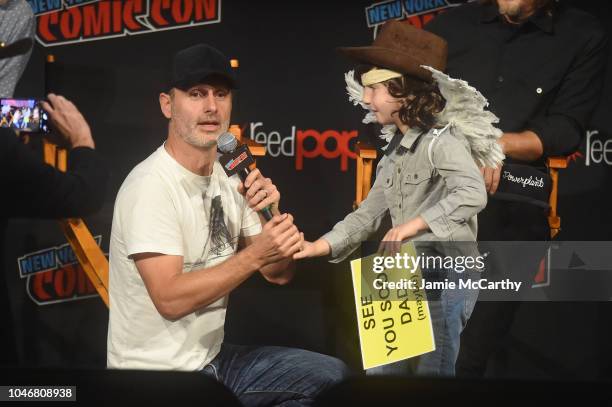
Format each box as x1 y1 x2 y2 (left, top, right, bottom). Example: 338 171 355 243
368 269 479 377
201 343 350 406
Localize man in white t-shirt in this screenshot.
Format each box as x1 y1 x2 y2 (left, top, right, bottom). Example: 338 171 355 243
107 43 349 406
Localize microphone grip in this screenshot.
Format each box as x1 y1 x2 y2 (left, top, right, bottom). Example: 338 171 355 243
238 168 274 222
260 206 274 222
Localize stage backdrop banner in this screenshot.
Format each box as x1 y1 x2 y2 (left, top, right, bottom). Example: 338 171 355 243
5 0 612 376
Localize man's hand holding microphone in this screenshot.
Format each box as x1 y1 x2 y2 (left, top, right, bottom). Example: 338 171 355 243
217 132 303 278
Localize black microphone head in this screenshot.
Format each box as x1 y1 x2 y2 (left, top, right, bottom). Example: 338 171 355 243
217 132 238 153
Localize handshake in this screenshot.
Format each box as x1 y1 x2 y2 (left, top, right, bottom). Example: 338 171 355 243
237 168 330 268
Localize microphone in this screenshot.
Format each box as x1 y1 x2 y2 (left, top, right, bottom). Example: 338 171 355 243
217 132 274 221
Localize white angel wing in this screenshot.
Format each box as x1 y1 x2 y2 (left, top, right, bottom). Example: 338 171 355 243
345 70 365 108
345 70 397 145
380 124 397 144
422 65 505 168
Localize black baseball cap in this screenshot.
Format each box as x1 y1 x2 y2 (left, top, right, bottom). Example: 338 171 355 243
169 43 237 91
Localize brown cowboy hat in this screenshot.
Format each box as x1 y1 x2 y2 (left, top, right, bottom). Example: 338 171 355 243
337 21 447 82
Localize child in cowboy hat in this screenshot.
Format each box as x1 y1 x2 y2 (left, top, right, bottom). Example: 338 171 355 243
295 21 504 376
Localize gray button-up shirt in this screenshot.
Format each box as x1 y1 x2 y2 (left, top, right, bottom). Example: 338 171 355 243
322 126 487 263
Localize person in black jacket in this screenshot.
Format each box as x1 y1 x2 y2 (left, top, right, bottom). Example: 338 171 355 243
1 94 108 217
425 0 607 376
0 93 109 364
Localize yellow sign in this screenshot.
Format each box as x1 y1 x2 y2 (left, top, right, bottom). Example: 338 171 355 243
350 242 435 370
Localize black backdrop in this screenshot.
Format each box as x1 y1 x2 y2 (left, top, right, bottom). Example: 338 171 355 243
5 0 612 378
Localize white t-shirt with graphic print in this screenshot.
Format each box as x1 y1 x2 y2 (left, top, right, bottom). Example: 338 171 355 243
107 144 262 371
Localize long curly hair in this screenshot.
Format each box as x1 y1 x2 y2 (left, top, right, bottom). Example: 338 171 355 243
357 65 446 131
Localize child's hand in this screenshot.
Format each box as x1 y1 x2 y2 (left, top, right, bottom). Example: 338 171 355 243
480 165 502 195
379 217 429 254
293 237 331 260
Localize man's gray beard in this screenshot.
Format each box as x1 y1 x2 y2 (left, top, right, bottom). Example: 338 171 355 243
190 139 217 149
176 122 229 149
182 132 219 149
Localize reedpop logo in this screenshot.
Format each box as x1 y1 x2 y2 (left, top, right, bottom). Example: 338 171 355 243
566 130 612 166
584 130 612 166
249 122 358 171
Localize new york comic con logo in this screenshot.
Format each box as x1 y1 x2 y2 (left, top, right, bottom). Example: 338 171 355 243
365 0 462 31
28 0 221 47
17 237 104 305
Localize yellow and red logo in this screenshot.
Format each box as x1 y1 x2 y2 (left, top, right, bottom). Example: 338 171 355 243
29 0 221 47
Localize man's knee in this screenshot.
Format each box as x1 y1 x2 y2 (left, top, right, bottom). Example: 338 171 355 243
294 350 351 388
256 346 351 390
321 355 351 385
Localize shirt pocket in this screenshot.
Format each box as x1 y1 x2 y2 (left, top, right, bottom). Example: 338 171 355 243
518 74 561 97
403 168 432 185
401 168 433 204
514 74 562 118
